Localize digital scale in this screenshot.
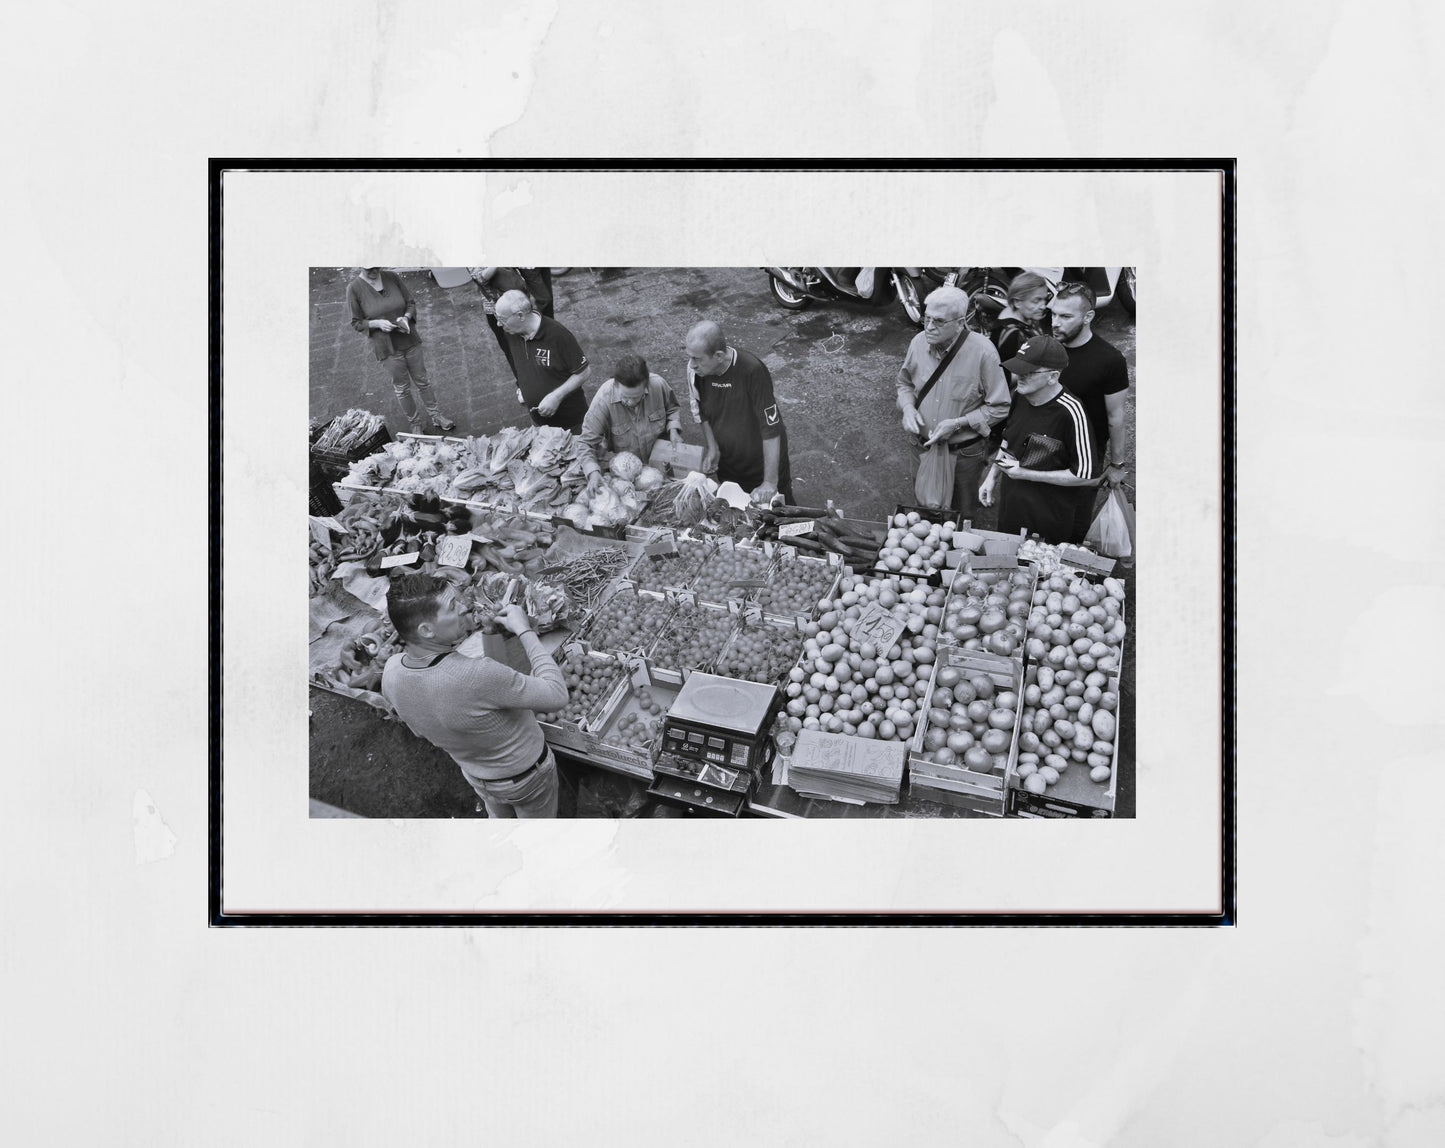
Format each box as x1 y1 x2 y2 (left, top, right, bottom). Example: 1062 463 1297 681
646 673 782 816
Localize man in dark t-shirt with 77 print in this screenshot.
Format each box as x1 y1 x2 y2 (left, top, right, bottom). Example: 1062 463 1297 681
495 289 591 433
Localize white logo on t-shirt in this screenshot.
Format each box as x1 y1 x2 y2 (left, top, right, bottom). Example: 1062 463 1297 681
764 404 779 426
535 348 552 367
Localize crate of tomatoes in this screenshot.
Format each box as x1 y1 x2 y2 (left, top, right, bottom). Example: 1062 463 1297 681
907 648 1023 817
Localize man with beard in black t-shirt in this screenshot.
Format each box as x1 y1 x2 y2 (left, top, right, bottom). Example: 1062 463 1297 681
979 335 1099 544
1050 281 1130 543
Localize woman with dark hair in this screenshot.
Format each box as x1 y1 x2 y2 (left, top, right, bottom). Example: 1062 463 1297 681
991 271 1051 387
347 267 456 433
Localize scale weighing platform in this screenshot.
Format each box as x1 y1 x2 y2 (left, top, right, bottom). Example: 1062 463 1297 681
647 673 782 816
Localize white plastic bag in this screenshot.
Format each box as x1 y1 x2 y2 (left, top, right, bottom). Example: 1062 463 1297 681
1084 487 1135 558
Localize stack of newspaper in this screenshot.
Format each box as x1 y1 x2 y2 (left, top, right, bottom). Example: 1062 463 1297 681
786 729 905 805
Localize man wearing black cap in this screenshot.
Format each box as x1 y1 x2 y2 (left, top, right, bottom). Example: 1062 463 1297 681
978 334 1099 544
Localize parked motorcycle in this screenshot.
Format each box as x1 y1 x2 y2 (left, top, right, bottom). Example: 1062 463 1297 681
900 266 1135 332
763 267 928 326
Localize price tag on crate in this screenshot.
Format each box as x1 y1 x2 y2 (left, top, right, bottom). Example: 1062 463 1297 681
435 534 472 568
852 602 907 656
714 535 734 551
776 544 797 563
777 519 814 538
794 613 810 631
562 640 584 661
644 531 678 557
743 603 763 624
626 655 651 689
380 552 420 569
309 514 349 537
762 540 776 557
826 550 842 567
727 599 743 616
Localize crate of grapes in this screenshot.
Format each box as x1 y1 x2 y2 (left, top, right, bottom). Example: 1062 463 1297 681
713 613 806 688
574 582 675 658
754 547 842 626
536 646 631 752
646 597 739 686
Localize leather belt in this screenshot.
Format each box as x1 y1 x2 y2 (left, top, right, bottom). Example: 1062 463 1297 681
494 744 550 784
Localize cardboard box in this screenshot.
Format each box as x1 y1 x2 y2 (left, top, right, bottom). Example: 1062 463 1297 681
648 438 706 475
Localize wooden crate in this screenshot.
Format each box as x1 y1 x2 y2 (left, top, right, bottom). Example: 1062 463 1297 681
906 647 1022 818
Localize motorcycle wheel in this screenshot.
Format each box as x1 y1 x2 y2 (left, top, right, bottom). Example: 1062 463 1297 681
769 274 811 310
1115 267 1136 316
895 273 925 326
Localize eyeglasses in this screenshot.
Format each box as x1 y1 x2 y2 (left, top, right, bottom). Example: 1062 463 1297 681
922 314 964 329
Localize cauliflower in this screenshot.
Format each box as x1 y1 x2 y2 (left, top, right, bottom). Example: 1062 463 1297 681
608 452 644 482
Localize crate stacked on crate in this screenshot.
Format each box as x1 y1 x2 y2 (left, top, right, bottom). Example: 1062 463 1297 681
907 647 1023 816
311 409 392 480
868 506 962 584
1008 567 1127 817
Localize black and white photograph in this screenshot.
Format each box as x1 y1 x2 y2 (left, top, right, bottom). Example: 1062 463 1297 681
222 164 1226 917
307 262 1142 823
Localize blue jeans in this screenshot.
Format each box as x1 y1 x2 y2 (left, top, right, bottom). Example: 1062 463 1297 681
473 746 560 818
381 344 443 423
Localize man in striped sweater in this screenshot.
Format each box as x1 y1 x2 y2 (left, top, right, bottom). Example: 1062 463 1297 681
977 335 1098 544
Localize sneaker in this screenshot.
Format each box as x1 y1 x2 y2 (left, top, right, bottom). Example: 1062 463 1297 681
430 412 457 432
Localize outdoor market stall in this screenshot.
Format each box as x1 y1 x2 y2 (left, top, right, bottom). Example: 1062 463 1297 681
309 414 1129 818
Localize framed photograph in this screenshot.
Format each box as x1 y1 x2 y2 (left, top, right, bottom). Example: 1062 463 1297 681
216 162 1231 921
